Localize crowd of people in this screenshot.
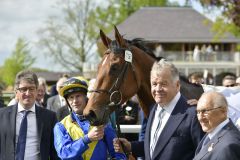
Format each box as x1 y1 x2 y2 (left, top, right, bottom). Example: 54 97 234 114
0 59 240 160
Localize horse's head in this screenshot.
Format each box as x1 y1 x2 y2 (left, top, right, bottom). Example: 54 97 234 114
83 26 149 125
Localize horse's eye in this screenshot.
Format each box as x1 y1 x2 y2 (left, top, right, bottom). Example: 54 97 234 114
109 64 120 76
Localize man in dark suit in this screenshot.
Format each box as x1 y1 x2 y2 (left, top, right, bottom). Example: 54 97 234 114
56 105 70 121
47 77 68 113
0 70 59 160
193 91 240 160
114 59 204 160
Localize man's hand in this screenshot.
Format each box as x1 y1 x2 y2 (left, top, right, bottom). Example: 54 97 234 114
113 138 131 153
187 99 198 106
88 125 105 141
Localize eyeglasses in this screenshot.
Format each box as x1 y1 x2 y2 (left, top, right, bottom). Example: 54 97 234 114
17 87 36 93
197 106 223 115
225 84 235 87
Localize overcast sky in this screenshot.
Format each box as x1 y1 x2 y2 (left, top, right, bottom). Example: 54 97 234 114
0 0 214 71
0 0 62 70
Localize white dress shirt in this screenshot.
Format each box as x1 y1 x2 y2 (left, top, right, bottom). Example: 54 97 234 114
150 92 180 157
16 103 40 160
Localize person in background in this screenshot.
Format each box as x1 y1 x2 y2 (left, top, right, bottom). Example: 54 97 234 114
50 74 69 97
188 72 204 85
47 77 68 112
36 77 50 108
0 85 5 108
193 92 240 160
222 75 236 87
236 77 240 86
53 76 126 159
0 69 59 160
113 59 204 160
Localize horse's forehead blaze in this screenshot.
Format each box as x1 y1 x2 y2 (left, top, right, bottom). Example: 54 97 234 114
102 56 108 66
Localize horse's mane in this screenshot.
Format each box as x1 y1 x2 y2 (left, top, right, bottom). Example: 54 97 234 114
109 38 162 60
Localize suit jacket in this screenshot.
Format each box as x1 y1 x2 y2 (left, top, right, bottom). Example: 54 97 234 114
0 104 59 160
47 95 64 113
193 120 240 160
131 95 204 160
56 105 70 121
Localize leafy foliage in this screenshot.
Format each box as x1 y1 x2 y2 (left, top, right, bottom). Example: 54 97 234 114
198 0 240 29
38 0 107 72
38 0 170 72
0 38 35 86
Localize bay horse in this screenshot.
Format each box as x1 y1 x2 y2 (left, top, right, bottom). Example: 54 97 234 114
83 26 204 126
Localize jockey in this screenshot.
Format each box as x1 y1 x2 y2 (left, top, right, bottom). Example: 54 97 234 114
53 76 126 160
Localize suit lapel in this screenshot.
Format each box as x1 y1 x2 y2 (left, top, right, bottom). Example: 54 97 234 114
35 106 43 144
145 104 157 159
152 96 187 159
9 105 17 149
194 121 234 160
195 134 207 156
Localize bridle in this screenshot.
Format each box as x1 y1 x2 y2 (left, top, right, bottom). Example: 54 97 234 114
88 47 139 124
88 46 139 158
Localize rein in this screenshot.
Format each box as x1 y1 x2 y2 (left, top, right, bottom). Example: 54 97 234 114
89 47 138 159
89 47 139 120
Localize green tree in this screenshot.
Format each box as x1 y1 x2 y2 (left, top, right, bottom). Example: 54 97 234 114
38 0 111 72
191 0 240 49
38 0 171 72
197 0 240 28
1 38 35 86
100 0 169 27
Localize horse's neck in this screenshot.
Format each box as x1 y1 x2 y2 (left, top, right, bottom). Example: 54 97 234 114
137 84 154 117
134 49 155 117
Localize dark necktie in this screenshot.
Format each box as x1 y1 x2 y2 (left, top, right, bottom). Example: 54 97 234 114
16 110 30 160
150 108 165 155
201 136 210 150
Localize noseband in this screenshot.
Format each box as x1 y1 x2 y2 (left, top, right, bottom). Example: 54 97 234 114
89 47 139 124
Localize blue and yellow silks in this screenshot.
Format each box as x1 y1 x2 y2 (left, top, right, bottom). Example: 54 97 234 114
54 112 126 160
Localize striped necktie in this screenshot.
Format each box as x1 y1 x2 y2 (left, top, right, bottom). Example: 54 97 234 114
150 108 165 157
16 110 30 160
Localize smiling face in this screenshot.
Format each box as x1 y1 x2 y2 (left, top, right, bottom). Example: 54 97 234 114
67 92 87 115
16 80 38 109
151 67 180 106
197 92 227 133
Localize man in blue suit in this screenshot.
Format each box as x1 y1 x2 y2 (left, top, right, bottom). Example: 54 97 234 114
114 59 204 160
193 91 240 160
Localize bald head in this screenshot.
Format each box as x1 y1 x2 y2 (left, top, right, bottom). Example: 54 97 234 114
197 92 228 133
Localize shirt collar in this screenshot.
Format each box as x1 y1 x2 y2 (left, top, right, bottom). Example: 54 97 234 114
157 92 181 114
17 102 36 113
208 118 229 139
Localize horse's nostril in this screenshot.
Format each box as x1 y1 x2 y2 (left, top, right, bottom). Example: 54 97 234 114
85 110 99 126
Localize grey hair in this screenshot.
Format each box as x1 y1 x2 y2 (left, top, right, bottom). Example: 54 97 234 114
38 77 48 92
151 59 179 82
14 70 39 90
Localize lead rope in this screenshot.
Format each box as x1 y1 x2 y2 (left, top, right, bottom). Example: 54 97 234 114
109 110 134 160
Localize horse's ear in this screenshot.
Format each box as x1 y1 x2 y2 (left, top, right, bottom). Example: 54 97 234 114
100 29 112 48
114 26 126 47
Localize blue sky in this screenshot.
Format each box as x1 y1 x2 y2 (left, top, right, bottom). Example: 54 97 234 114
0 0 216 71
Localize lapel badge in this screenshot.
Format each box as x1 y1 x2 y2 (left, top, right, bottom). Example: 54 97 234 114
207 143 214 152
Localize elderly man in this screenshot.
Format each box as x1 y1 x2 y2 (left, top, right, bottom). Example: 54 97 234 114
193 92 240 160
114 59 204 160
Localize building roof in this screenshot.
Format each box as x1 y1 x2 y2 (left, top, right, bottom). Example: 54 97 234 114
36 71 81 84
112 7 240 43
